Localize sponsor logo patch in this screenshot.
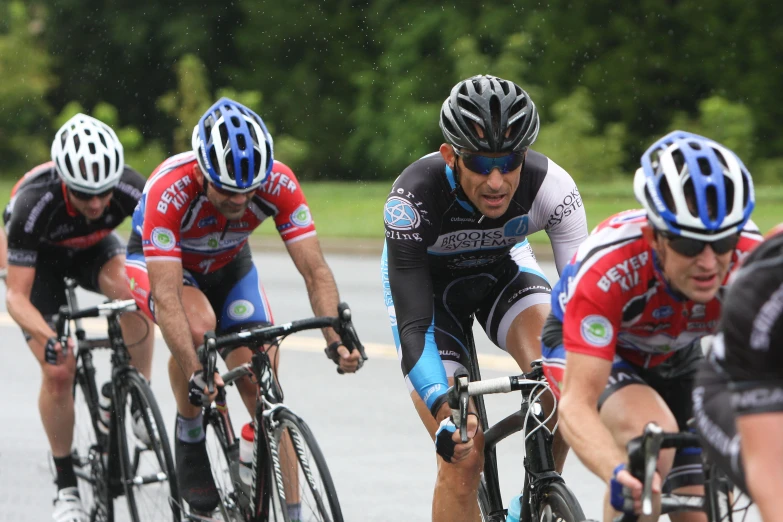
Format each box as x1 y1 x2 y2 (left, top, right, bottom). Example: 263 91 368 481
384 196 421 231
290 204 312 227
151 227 176 251
228 299 255 321
580 315 614 347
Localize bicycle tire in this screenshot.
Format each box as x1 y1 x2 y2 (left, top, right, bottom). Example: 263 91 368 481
203 407 247 521
73 364 114 522
266 408 343 522
115 371 180 521
478 475 507 522
533 481 585 522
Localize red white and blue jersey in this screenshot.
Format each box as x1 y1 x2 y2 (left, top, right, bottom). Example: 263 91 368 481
550 210 762 368
128 152 316 273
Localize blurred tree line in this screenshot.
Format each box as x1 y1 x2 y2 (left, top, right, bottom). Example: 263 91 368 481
1 0 781 183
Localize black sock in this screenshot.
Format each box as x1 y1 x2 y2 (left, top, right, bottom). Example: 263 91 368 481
53 455 78 491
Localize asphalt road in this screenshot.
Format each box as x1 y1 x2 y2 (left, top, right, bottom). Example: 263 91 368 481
0 250 758 521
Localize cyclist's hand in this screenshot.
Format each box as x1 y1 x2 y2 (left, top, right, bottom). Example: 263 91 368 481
325 341 363 374
336 344 362 373
188 369 224 407
44 336 75 365
609 464 663 513
434 414 479 463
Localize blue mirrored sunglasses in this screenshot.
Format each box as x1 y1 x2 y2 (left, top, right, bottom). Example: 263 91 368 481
454 149 526 175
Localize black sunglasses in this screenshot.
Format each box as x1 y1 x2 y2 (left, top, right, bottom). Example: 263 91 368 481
454 149 526 175
659 231 739 257
207 179 256 197
69 187 114 201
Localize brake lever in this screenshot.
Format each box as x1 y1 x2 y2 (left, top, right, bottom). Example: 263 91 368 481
641 423 664 516
447 368 470 443
202 331 218 394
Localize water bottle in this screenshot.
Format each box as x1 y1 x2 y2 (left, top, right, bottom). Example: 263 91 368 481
98 382 113 435
506 493 523 522
239 422 254 485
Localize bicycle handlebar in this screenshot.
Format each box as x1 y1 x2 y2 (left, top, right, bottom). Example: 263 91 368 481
53 300 138 355
196 302 368 390
446 362 547 443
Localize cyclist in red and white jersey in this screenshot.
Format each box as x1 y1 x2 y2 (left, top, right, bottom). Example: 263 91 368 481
3 114 154 522
541 131 761 522
125 98 363 515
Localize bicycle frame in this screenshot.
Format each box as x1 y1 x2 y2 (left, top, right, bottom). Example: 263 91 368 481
458 325 564 519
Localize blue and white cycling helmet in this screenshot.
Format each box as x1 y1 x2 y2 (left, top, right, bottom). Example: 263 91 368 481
192 97 274 193
633 130 754 241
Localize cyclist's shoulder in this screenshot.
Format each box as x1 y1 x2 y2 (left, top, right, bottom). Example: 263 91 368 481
393 152 449 196
255 159 303 200
145 152 198 191
10 162 61 200
114 166 146 201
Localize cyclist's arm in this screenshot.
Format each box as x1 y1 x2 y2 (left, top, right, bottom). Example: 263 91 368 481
558 351 628 482
530 161 588 275
736 412 783 522
5 264 56 346
285 235 341 345
147 259 200 377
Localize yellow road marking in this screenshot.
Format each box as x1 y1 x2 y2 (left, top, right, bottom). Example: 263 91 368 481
0 312 520 371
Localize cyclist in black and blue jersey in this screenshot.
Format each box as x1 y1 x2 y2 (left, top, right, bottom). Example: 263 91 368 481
381 75 588 522
693 226 783 522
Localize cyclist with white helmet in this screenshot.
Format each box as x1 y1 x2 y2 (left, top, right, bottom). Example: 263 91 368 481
541 131 761 522
3 114 154 522
125 97 363 515
382 75 588 522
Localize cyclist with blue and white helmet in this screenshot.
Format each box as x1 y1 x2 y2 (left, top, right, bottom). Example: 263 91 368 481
541 131 761 522
126 98 363 514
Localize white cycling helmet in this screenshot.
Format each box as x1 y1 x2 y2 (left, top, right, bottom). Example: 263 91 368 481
634 130 754 241
51 113 125 194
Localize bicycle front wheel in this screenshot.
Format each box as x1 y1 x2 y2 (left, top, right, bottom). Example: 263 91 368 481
267 408 343 522
533 481 585 522
73 365 113 522
115 371 180 521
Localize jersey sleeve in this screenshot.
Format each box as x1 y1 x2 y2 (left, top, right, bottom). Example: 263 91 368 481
258 162 316 244
141 171 191 262
114 167 145 219
383 171 445 414
4 189 51 267
561 262 623 361
718 251 783 415
528 160 588 275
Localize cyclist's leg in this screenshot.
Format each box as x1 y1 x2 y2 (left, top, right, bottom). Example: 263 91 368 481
643 346 707 522
204 249 275 418
474 243 564 468
25 262 79 491
598 360 681 522
81 234 155 380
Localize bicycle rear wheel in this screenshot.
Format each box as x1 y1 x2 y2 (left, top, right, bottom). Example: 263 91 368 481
267 408 343 522
533 481 585 522
115 371 180 521
73 364 113 521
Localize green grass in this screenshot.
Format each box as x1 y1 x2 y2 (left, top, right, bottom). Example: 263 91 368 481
1 179 779 243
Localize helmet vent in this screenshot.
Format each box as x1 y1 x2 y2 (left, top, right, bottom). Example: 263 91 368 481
89 143 96 154
704 185 718 220
231 116 241 128
240 158 250 184
697 157 711 176
236 133 247 151
671 150 686 174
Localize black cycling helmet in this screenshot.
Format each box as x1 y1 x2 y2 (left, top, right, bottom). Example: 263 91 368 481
439 75 539 153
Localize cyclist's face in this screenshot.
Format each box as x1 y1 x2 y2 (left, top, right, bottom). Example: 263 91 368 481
645 226 733 303
440 144 523 219
195 165 254 220
66 188 113 221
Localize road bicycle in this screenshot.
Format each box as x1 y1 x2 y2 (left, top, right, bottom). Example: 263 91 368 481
447 327 585 522
56 277 180 521
186 302 367 522
613 422 753 522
